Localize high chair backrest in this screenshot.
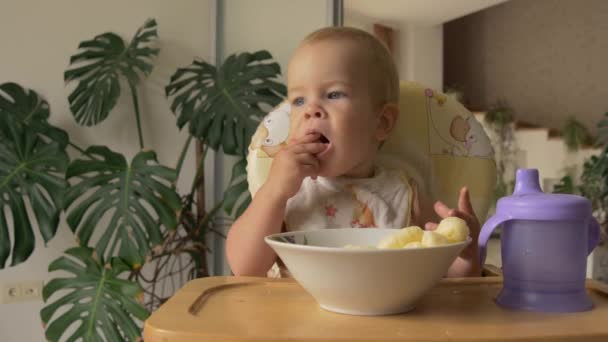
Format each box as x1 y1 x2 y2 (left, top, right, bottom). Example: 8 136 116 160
246 82 497 221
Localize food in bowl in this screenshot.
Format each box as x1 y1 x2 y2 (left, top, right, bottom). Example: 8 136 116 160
376 226 424 249
356 217 470 249
265 227 470 316
435 216 470 242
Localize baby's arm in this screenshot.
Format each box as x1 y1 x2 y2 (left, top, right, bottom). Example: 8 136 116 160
226 185 287 276
226 133 326 276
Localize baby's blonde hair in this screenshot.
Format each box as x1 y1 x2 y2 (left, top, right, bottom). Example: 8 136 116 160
301 26 399 107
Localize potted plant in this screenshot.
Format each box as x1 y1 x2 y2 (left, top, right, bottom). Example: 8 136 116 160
562 117 593 152
444 84 464 103
482 100 517 232
0 18 285 341
554 113 608 283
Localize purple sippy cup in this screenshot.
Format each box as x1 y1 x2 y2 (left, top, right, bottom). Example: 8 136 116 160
479 169 600 312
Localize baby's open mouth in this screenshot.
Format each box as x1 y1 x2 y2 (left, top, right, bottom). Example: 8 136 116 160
315 133 331 158
318 134 330 144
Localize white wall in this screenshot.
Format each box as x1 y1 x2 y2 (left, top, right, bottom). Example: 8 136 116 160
224 0 331 81
0 1 213 341
404 24 443 90
345 9 444 90
474 115 601 190
215 0 332 274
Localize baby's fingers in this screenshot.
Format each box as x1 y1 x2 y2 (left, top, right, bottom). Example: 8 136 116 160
289 133 320 145
302 164 320 178
457 187 476 217
433 201 454 219
425 222 438 231
298 153 322 178
291 142 327 155
295 153 320 168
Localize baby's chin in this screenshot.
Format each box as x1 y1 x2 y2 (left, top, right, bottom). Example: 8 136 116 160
315 169 333 178
315 164 341 178
315 162 360 178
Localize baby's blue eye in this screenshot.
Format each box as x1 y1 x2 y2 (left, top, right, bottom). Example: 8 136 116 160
292 97 305 106
328 91 345 99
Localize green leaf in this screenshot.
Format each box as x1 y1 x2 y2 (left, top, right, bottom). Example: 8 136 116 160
562 117 591 152
65 18 159 126
552 175 575 194
166 50 286 156
64 146 180 267
0 123 68 268
484 100 514 128
580 152 608 207
595 112 608 147
223 158 251 218
0 82 69 148
41 247 149 342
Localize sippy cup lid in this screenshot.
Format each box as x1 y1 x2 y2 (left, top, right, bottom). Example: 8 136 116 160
495 169 592 221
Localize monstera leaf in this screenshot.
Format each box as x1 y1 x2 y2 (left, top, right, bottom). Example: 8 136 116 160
65 18 158 126
0 123 68 268
166 50 286 155
41 247 149 342
0 82 69 148
63 146 181 266
223 158 251 218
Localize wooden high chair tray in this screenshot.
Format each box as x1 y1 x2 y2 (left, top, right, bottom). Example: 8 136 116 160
144 276 608 341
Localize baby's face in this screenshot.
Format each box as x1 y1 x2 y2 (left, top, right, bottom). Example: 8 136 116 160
287 40 381 178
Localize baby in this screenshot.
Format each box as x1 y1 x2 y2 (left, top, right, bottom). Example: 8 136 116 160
226 27 481 278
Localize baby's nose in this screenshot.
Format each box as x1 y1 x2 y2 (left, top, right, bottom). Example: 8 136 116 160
304 104 327 119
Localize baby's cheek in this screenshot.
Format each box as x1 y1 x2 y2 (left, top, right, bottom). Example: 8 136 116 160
289 116 304 138
356 120 379 141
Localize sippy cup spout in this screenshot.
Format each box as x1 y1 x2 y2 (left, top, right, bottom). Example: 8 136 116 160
513 169 542 195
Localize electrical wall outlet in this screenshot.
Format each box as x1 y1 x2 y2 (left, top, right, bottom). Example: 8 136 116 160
0 280 43 304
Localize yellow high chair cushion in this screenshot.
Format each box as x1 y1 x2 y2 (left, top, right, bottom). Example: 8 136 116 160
246 82 496 221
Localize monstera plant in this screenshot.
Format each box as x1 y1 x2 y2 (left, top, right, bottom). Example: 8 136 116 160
0 18 285 341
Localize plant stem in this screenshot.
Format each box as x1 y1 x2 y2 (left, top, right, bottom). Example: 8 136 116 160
174 135 193 184
68 142 87 155
129 83 145 150
179 142 208 217
199 200 224 227
68 142 100 160
190 144 209 195
195 141 208 224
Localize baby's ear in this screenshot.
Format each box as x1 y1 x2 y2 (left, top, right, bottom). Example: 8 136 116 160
375 103 399 142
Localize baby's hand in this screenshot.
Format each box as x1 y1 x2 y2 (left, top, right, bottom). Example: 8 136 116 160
265 133 327 201
425 187 481 277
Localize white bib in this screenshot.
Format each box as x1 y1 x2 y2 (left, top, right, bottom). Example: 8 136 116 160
285 167 412 231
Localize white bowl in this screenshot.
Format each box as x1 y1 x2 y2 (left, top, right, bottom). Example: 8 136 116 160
265 228 470 316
